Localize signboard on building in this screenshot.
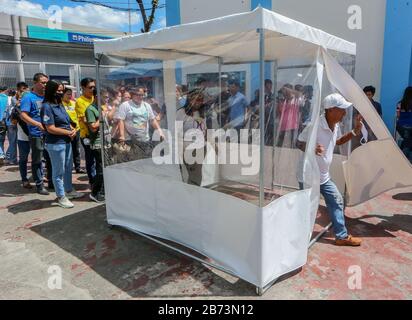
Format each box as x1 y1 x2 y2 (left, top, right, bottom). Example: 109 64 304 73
27 25 111 44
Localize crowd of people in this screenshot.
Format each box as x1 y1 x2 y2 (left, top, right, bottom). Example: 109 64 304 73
0 71 411 210
0 74 171 208
172 78 315 148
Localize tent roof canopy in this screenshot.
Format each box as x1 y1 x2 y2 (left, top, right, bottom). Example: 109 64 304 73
94 7 356 64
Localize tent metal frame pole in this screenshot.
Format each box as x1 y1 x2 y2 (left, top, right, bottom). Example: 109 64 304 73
218 57 223 127
272 60 278 190
259 28 265 207
344 56 357 204
94 54 105 169
309 222 333 248
347 56 356 156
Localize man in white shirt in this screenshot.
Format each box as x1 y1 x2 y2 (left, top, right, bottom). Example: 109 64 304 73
116 87 164 159
297 93 363 246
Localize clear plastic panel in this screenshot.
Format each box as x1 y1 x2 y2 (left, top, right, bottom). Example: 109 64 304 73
270 60 320 193
96 33 341 209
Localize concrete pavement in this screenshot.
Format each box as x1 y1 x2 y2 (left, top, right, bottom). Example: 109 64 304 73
0 162 411 299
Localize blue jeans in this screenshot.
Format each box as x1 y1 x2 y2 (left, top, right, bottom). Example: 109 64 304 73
320 179 348 240
6 125 18 163
18 140 30 182
0 132 5 158
45 143 73 198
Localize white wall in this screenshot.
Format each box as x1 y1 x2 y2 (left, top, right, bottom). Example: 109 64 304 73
178 0 386 99
0 13 13 36
180 0 251 23
271 0 386 99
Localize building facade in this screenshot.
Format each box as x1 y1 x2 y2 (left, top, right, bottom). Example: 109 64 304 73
0 12 125 88
166 0 412 133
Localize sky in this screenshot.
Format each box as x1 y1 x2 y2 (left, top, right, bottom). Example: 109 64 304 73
0 0 167 33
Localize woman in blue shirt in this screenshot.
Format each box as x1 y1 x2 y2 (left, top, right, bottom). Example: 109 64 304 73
41 81 83 208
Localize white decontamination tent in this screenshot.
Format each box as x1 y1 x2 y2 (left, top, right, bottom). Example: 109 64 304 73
93 7 412 294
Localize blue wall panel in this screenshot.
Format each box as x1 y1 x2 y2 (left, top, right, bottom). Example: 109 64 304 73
251 0 272 95
165 0 182 84
380 0 412 133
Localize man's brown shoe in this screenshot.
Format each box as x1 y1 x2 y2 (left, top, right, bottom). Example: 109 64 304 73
335 235 362 246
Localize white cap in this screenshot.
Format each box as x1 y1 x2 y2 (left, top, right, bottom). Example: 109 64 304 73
323 93 352 110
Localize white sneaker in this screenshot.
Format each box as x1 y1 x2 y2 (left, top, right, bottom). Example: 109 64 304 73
57 196 74 209
66 190 84 200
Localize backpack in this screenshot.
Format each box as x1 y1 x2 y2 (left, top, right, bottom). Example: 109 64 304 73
0 119 6 135
0 104 6 134
11 105 29 136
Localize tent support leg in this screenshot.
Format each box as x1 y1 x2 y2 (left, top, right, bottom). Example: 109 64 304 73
94 54 105 169
256 277 279 296
258 28 265 207
218 57 223 128
309 222 332 248
271 60 278 191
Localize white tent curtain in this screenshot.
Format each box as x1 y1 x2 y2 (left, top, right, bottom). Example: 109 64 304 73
322 49 412 206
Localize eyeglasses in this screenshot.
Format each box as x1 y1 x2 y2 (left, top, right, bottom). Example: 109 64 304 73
87 86 96 89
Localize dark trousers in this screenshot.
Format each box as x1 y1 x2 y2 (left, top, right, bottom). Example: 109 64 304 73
91 148 104 196
81 137 96 184
29 136 44 188
71 131 81 170
43 148 53 187
18 140 30 182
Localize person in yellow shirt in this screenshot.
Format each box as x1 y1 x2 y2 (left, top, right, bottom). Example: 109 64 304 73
75 78 96 185
62 87 85 174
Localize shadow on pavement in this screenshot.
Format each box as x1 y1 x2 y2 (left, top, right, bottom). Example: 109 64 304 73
30 206 261 298
7 199 56 214
392 193 412 201
354 213 412 235
4 166 20 173
0 180 34 197
6 194 92 214
27 203 349 297
316 213 409 246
